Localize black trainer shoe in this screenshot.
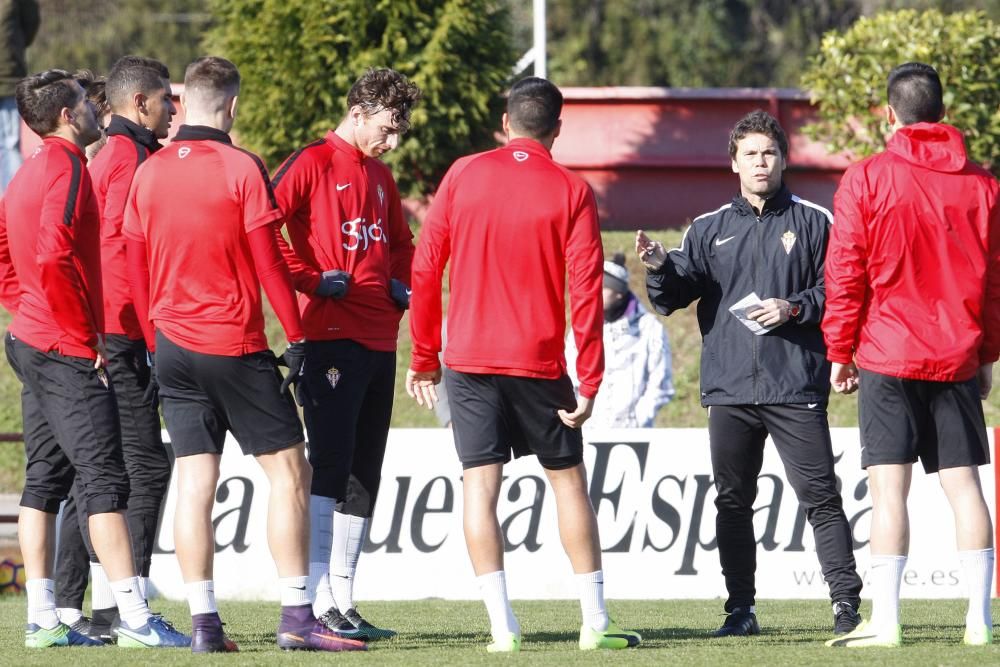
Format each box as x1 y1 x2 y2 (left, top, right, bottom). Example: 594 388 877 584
89 608 119 643
68 617 112 645
712 607 761 637
342 607 397 640
317 607 364 639
832 601 862 635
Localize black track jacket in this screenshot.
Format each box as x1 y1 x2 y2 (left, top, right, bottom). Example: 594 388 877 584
646 185 832 407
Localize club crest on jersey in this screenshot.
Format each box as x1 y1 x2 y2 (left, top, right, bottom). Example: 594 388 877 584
96 368 109 389
326 367 342 389
377 184 384 208
513 151 529 162
781 230 796 255
178 146 191 159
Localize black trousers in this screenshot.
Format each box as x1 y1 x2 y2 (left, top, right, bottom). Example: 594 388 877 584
54 335 172 606
301 339 395 517
708 404 862 611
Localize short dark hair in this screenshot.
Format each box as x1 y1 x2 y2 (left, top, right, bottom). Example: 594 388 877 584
728 110 789 159
74 69 109 121
887 62 944 125
507 77 562 139
106 56 170 111
109 55 169 81
15 69 83 136
184 56 240 100
347 68 421 133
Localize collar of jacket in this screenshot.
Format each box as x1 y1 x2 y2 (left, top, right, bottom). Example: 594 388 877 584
731 183 793 218
326 130 366 164
105 115 163 153
172 124 233 144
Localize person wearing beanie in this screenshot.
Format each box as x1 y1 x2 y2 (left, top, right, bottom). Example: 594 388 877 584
565 253 674 428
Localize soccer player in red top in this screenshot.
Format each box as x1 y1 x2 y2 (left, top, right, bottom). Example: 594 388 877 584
824 63 1000 648
0 69 186 649
271 68 418 640
49 56 178 643
407 77 640 652
124 56 364 654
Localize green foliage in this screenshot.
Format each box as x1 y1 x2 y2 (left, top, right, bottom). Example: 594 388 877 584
206 0 516 196
27 0 208 81
801 9 1000 175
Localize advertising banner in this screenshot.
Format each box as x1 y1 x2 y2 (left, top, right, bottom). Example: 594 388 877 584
149 428 997 600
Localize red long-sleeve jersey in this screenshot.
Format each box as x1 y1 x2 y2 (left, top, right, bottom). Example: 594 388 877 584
0 137 103 359
88 116 161 339
410 138 605 398
123 125 303 355
271 131 414 351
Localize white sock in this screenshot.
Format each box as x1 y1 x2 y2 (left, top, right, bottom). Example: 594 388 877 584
280 575 311 608
111 576 152 629
308 495 337 607
56 607 83 625
477 570 519 639
89 562 116 612
869 554 906 630
311 568 334 616
26 578 59 629
140 576 150 601
331 512 368 612
959 548 994 630
186 580 218 615
577 570 609 631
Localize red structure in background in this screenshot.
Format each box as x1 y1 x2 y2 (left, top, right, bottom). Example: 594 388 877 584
19 86 856 230
553 87 854 229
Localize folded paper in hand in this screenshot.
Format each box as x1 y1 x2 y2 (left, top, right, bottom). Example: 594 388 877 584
729 291 778 336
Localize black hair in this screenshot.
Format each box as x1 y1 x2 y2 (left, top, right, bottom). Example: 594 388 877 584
728 109 789 159
15 69 82 136
507 77 562 139
887 62 944 125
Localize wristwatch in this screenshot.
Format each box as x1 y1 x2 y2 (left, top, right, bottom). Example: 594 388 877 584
788 304 802 321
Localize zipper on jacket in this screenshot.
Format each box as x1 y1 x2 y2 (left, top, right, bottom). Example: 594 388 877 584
751 213 763 404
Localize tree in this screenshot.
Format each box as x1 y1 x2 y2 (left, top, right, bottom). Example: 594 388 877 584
801 9 1000 176
207 0 516 197
28 0 208 80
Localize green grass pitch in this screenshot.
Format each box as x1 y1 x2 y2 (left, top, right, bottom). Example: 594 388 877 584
0 597 997 665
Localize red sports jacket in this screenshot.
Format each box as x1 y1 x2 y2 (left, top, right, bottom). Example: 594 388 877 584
824 123 1000 381
0 137 103 359
89 116 161 339
409 138 605 398
271 131 414 351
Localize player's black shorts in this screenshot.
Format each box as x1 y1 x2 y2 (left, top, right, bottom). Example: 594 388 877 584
858 368 989 473
5 333 128 515
445 369 583 470
156 333 303 458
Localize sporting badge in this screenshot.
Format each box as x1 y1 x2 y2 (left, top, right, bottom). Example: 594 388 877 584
326 367 342 389
781 230 796 255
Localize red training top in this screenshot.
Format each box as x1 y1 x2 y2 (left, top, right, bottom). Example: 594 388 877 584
271 131 414 351
409 137 605 398
824 123 1000 381
0 136 103 359
123 125 304 355
89 115 162 339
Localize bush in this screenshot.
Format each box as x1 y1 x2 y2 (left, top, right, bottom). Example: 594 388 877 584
801 9 1000 176
206 0 516 196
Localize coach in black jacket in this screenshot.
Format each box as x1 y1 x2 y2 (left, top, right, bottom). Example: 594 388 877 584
637 111 862 638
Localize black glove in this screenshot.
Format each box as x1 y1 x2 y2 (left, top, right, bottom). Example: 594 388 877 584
390 278 411 310
315 270 351 298
279 341 306 403
143 350 159 407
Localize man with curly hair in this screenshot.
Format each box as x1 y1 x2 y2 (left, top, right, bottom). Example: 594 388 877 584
272 68 420 640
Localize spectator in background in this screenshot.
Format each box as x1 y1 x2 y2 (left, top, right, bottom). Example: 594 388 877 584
0 0 39 190
566 252 674 428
